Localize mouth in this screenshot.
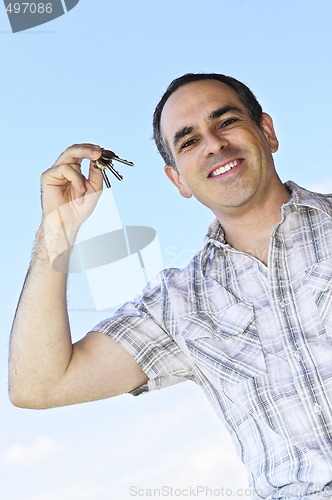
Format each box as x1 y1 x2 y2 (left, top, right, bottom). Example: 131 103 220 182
208 159 242 178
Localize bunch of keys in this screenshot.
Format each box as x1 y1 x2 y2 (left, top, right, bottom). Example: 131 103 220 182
94 148 134 188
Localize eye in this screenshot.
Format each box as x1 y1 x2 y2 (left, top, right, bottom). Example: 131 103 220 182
180 137 197 150
220 117 238 128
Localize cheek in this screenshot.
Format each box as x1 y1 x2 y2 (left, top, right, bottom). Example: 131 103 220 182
179 171 192 189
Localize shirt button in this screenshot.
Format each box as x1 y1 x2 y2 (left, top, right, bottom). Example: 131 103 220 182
313 403 322 414
279 301 287 310
293 350 302 361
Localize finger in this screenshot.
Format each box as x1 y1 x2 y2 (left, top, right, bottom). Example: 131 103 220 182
42 163 88 193
87 160 104 191
54 144 102 167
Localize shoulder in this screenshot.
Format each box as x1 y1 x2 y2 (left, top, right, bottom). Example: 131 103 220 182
147 251 204 294
132 250 204 315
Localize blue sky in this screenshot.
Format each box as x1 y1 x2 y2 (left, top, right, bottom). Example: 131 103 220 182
1 1 332 498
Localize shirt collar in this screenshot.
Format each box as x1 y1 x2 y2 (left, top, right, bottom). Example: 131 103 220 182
283 180 332 215
200 181 332 271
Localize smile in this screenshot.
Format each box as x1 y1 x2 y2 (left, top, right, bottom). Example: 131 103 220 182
209 159 241 177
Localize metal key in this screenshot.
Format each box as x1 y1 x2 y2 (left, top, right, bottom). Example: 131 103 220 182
94 148 134 188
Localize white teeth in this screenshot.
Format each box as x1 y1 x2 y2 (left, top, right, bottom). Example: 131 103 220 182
211 160 239 177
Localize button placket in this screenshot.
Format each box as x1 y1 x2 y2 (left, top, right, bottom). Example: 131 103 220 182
313 403 322 415
293 350 302 361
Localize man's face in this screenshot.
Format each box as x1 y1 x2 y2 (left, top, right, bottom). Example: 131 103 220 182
160 79 279 218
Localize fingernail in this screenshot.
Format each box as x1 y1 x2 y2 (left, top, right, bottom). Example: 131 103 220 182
92 147 101 157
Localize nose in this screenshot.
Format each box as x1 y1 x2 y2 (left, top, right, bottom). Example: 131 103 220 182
203 131 229 156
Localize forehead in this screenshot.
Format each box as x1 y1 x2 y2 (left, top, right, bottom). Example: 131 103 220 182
160 79 245 143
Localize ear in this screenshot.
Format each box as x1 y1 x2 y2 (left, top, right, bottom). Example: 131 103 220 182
260 113 279 153
164 165 192 199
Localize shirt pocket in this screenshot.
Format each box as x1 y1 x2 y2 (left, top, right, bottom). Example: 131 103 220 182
178 302 266 391
305 259 332 337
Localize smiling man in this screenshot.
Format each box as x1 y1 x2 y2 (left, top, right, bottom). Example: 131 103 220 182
159 77 290 265
9 73 332 499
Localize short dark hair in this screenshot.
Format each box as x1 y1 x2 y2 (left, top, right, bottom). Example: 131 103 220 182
152 72 263 168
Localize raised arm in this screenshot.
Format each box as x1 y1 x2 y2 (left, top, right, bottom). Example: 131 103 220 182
9 144 148 409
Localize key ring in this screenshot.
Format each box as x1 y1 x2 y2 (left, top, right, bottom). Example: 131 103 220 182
94 148 134 188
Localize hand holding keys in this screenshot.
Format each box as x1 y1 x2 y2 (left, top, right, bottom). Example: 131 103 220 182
94 149 134 188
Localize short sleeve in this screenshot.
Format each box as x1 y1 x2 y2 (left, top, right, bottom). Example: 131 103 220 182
90 294 196 396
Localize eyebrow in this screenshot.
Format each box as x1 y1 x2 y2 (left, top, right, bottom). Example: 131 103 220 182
172 105 243 149
173 126 195 149
208 105 243 121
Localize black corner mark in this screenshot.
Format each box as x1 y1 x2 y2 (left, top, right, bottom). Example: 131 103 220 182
64 0 79 11
3 0 80 33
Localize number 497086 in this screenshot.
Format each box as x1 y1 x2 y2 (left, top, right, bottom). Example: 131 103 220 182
6 3 53 14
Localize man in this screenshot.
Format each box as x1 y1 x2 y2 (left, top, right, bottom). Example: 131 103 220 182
9 73 332 499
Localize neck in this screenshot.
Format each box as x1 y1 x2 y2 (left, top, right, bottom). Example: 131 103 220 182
216 182 290 265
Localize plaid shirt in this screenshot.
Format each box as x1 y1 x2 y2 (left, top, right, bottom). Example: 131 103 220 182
94 182 332 499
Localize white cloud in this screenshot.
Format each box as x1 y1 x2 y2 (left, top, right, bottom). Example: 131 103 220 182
121 433 247 490
0 437 64 466
95 389 249 498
